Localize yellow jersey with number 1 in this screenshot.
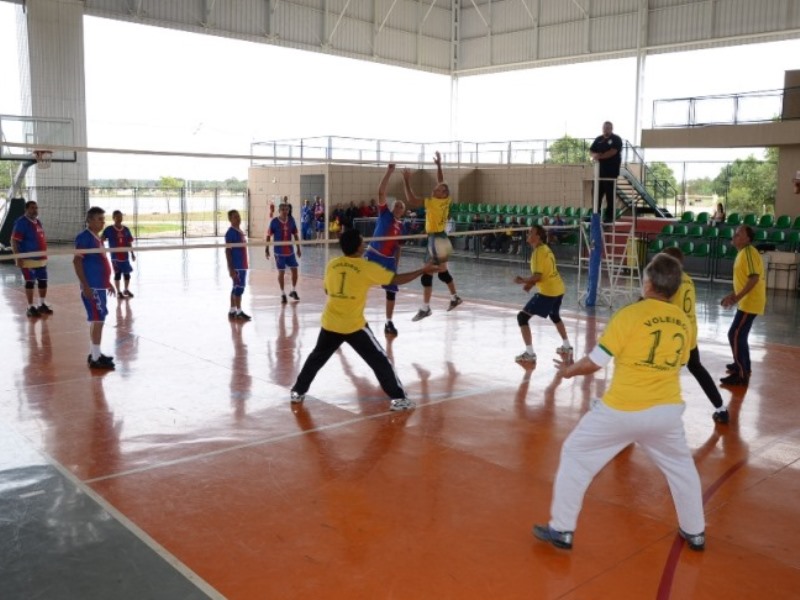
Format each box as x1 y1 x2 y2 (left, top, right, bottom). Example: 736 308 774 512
530 244 565 297
597 298 690 411
321 255 394 334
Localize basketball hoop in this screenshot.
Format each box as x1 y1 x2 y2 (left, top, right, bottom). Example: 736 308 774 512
33 150 53 170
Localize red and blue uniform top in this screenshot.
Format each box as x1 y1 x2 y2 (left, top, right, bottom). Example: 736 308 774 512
366 204 402 258
225 227 249 269
75 229 112 289
268 216 298 256
12 216 48 260
102 225 135 262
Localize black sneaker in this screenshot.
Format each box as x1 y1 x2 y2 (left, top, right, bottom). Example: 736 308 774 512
281 294 288 305
720 374 749 386
726 363 737 372
447 296 463 311
26 306 40 318
123 290 134 298
712 409 730 424
228 311 236 319
87 354 115 365
532 524 573 550
289 291 300 301
235 311 252 321
38 303 53 315
88 356 115 370
679 528 705 551
384 321 398 336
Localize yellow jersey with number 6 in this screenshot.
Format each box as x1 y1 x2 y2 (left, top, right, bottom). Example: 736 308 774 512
597 298 690 411
321 255 394 334
670 271 698 350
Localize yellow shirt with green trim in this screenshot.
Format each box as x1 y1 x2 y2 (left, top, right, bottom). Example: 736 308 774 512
733 244 766 315
424 196 451 234
321 255 394 334
597 298 690 411
670 271 698 350
530 244 565 297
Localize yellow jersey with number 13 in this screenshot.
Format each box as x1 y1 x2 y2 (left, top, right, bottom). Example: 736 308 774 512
321 255 394 334
597 298 690 411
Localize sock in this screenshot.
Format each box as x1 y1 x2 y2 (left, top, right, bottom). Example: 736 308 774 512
422 304 430 311
452 294 459 300
229 307 236 314
236 309 243 315
562 339 571 349
90 344 101 361
715 405 727 413
526 345 534 355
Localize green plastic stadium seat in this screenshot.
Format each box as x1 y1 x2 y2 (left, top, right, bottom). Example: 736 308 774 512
787 231 800 251
757 214 774 228
743 214 757 227
679 241 694 255
774 215 791 229
688 225 704 238
792 216 800 230
692 242 710 258
564 207 575 218
530 206 542 216
714 244 728 259
768 230 785 244
648 239 664 253
680 211 695 223
672 225 688 237
726 213 741 226
705 227 720 240
720 227 734 240
658 224 674 237
753 230 767 242
695 212 710 225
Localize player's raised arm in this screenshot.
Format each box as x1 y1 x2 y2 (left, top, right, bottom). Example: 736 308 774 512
433 151 444 184
378 163 396 206
401 168 422 208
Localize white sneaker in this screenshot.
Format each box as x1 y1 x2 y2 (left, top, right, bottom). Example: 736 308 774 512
389 397 416 411
557 344 573 355
411 307 432 322
515 351 537 364
290 390 305 404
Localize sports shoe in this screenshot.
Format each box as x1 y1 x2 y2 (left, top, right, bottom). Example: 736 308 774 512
712 409 730 424
290 390 305 404
557 344 573 356
720 374 749 386
281 294 288 305
412 307 432 322
235 311 252 321
384 321 398 336
679 528 705 551
26 306 40 318
228 311 236 319
447 295 463 311
532 524 573 550
123 290 134 298
88 356 115 370
515 351 537 364
726 363 737 372
389 397 416 411
38 303 53 314
87 354 115 365
289 291 300 301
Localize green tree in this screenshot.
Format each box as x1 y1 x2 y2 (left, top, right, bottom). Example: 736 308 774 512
225 177 247 193
685 177 714 196
712 149 777 213
1 160 26 197
545 135 591 164
644 161 678 202
158 176 184 191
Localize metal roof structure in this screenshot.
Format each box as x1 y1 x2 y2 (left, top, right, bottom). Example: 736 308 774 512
6 0 800 76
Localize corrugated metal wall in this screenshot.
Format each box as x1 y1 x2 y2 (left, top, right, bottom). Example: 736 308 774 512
5 0 799 75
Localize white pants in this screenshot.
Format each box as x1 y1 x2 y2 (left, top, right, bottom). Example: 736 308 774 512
550 400 705 535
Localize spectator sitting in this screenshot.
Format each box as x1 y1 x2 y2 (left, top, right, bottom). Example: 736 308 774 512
509 216 524 254
480 214 495 252
712 202 726 227
465 214 481 250
547 214 569 245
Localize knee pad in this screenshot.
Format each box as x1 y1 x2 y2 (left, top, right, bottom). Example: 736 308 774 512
517 311 531 327
114 272 122 281
25 281 35 290
37 280 47 290
385 290 396 302
421 273 433 287
437 270 453 284
232 286 245 297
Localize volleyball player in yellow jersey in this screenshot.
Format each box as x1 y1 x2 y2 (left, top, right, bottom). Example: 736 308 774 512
401 151 463 321
662 247 729 424
719 225 766 386
513 225 572 364
290 229 442 411
533 254 706 552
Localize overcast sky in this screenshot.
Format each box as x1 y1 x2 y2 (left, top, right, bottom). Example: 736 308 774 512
2 3 799 181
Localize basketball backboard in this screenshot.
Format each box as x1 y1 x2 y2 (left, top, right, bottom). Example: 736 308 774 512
0 114 77 163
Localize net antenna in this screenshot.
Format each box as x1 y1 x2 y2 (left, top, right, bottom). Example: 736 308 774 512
33 149 53 170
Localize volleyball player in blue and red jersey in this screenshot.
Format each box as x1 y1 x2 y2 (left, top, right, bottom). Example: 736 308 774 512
74 207 116 370
364 163 406 336
225 209 251 321
265 203 302 304
102 210 136 298
11 200 52 317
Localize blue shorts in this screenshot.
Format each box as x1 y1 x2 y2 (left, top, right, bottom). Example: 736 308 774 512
81 289 108 322
275 254 299 271
523 293 563 320
364 249 398 293
112 260 133 278
21 266 48 282
231 269 247 296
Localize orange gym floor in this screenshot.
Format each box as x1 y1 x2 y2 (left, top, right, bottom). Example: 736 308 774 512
2 244 800 599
